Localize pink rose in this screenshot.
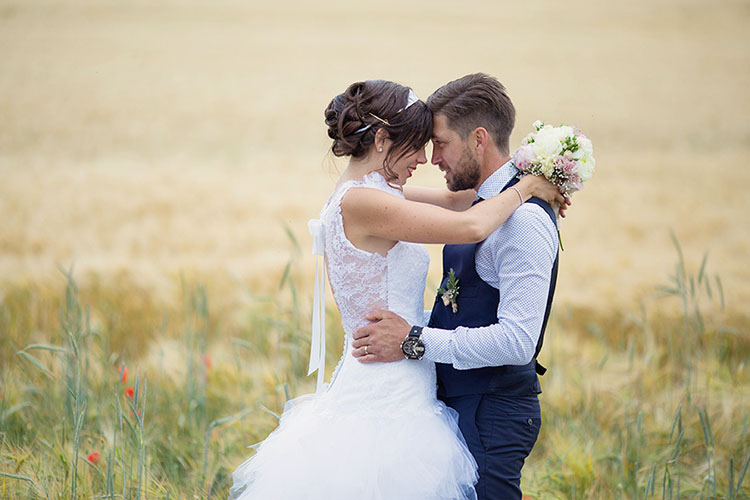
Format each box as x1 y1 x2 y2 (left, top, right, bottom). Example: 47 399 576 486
562 174 583 195
512 145 536 172
554 156 577 176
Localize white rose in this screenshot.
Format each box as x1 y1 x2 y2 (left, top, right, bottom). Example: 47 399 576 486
532 126 563 158
578 136 594 156
577 156 595 182
532 120 544 130
559 125 574 138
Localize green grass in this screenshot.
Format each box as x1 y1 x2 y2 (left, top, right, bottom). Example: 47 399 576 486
0 241 748 499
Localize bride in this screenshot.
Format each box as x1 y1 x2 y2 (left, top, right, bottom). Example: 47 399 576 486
229 80 564 500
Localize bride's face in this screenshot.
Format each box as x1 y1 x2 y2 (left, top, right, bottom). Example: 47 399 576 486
388 146 428 185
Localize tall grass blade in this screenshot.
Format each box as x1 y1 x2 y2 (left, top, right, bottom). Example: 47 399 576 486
697 252 708 285
231 338 259 354
669 231 684 270
697 407 714 448
733 453 750 500
259 404 280 421
282 221 301 256
137 379 147 500
646 463 656 497
115 395 127 500
15 351 54 379
655 285 680 297
668 402 683 443
662 464 672 500
279 261 292 290
71 401 87 500
0 471 36 483
105 428 116 499
1 402 31 420
670 429 683 463
23 344 69 354
635 411 643 500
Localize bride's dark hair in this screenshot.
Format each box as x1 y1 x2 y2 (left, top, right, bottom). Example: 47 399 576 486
324 80 432 181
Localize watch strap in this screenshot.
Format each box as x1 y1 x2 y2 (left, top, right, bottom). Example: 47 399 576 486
408 325 423 339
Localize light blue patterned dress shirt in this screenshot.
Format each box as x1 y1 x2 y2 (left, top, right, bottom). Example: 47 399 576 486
421 161 559 370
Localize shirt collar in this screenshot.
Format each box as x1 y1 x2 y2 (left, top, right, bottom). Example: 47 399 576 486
476 160 517 200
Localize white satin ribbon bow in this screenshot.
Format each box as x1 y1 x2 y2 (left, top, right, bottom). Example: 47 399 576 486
307 218 326 393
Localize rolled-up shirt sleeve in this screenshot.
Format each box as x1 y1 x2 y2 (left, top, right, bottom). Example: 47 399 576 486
420 204 557 370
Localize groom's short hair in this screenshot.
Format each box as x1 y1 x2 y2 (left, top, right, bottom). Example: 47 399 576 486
427 73 515 155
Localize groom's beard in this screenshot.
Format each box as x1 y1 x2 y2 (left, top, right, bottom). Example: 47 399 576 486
446 145 481 192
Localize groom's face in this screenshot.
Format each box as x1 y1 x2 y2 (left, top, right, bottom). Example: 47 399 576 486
430 114 481 192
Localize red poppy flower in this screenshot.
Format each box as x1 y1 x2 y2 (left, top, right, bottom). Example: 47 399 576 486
202 353 212 370
87 451 100 465
119 365 129 384
125 387 135 399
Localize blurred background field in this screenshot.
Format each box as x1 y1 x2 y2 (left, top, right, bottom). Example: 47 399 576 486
1 0 749 498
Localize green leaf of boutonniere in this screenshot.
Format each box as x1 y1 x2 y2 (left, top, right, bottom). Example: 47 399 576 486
437 268 460 313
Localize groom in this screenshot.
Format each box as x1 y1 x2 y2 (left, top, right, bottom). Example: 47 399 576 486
352 73 559 499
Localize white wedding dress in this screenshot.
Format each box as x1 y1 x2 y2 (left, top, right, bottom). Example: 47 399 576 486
230 172 478 500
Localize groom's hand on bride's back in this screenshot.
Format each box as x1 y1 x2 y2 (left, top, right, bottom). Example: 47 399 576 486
352 309 410 363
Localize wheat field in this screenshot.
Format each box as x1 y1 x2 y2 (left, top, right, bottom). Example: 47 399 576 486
1 0 749 498
2 0 749 310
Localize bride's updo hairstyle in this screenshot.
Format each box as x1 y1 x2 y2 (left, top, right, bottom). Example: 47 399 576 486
324 80 432 181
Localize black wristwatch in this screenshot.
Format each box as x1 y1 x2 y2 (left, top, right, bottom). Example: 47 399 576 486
400 325 425 360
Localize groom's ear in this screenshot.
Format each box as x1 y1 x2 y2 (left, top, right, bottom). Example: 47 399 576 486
471 127 490 156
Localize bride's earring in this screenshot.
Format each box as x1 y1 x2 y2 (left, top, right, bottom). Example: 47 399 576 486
378 147 383 153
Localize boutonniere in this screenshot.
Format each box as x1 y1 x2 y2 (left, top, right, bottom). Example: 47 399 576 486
438 268 460 313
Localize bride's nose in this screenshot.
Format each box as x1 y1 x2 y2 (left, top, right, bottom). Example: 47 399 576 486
417 148 427 164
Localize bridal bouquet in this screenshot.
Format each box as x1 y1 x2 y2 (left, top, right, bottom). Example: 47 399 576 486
511 120 595 198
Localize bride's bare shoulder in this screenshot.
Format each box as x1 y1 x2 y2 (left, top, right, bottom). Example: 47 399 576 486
340 186 402 216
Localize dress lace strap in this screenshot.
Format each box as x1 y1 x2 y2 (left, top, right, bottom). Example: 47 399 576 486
307 218 327 393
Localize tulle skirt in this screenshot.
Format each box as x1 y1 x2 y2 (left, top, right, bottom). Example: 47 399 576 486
229 386 478 500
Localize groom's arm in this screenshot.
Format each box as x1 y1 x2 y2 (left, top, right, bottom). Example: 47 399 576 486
420 205 557 369
351 204 557 366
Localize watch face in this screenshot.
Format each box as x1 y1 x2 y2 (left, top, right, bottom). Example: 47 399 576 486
403 338 425 359
412 343 425 357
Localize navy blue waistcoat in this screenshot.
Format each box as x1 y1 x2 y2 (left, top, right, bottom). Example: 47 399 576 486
428 176 559 398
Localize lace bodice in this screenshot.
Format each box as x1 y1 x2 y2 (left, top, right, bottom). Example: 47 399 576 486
320 172 430 337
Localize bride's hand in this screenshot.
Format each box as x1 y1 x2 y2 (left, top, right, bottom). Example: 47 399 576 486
554 197 572 218
517 174 566 207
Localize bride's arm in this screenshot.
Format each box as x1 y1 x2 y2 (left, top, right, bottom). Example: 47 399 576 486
342 175 563 245
402 186 477 211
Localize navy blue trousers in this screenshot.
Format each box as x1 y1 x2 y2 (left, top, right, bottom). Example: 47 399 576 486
442 394 541 500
